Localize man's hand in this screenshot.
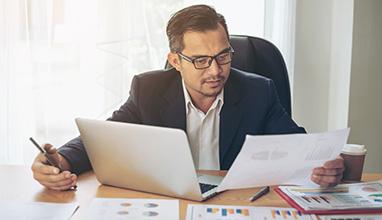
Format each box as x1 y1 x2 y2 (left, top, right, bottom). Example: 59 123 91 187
311 156 345 187
31 143 77 191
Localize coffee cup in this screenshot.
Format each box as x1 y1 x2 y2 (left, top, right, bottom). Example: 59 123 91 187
340 144 367 182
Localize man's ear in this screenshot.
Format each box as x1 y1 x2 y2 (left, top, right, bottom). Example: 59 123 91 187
167 52 181 72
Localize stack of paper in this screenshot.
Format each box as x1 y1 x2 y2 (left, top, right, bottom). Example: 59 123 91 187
276 180 382 214
318 214 382 220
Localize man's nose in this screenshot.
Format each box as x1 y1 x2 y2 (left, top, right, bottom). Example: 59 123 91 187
206 58 222 76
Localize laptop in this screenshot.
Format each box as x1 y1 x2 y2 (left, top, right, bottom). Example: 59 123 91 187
75 118 224 201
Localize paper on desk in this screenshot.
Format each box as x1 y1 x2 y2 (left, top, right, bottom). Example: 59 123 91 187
279 180 382 210
0 201 79 220
319 214 382 220
186 204 318 220
87 198 179 220
217 128 350 191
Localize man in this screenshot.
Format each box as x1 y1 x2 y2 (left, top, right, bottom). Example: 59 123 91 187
31 5 344 191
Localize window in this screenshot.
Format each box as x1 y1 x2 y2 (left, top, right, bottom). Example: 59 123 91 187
0 0 295 165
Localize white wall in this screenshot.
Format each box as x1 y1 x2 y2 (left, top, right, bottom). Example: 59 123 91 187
348 0 382 173
327 2 354 130
293 0 382 172
294 0 332 132
293 0 353 133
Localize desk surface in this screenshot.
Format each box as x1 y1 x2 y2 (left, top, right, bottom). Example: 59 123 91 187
1 165 381 219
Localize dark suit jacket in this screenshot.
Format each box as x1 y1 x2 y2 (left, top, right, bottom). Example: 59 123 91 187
59 68 305 175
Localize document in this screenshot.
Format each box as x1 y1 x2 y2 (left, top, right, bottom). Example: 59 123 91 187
0 201 79 220
217 128 350 191
186 204 318 220
319 214 382 220
87 198 179 220
277 181 382 211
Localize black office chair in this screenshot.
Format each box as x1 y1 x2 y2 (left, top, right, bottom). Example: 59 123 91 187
165 35 292 115
229 35 291 115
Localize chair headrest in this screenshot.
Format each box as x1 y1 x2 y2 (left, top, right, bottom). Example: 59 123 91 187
230 35 291 115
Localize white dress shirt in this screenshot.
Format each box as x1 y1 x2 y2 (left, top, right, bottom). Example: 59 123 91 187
182 80 224 170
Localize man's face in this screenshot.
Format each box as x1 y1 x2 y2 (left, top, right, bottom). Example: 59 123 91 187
168 24 231 99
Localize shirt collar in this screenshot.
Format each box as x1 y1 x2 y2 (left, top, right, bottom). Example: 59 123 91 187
182 79 224 115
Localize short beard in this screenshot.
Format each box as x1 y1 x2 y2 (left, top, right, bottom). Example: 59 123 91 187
198 89 223 97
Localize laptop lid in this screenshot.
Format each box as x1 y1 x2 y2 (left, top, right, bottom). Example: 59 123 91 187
75 118 214 201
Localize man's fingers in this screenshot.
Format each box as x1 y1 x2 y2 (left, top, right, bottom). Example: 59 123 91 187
33 172 62 183
68 174 77 184
37 173 77 187
317 173 343 183
35 172 77 190
311 156 345 187
33 170 71 183
48 178 77 191
40 178 74 188
31 147 77 191
43 143 57 154
36 153 48 164
313 167 344 176
46 171 73 182
311 173 343 187
323 157 344 169
49 184 75 191
31 157 60 175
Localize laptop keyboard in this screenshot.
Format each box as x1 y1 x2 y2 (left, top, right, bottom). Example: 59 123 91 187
199 183 218 193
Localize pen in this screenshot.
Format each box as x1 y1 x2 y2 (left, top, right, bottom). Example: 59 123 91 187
249 186 270 202
29 137 62 171
29 137 77 190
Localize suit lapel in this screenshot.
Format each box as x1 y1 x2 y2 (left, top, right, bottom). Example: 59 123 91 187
159 72 186 132
219 72 243 163
159 68 243 164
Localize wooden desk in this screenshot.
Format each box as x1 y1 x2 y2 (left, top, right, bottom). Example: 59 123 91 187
1 165 381 219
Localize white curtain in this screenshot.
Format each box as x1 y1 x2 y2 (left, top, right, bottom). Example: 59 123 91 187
1 0 296 165
264 0 297 93
0 0 182 165
0 0 33 164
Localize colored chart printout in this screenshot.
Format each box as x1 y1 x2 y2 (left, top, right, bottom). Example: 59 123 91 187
186 205 318 220
279 181 382 211
87 198 179 220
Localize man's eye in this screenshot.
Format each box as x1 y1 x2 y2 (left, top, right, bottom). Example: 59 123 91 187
194 57 209 65
217 53 230 61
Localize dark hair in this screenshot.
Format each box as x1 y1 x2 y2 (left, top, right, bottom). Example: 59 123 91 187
166 5 229 53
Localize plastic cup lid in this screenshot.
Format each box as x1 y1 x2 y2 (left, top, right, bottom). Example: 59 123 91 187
341 144 367 155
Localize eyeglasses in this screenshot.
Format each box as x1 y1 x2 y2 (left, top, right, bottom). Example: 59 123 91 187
178 46 234 69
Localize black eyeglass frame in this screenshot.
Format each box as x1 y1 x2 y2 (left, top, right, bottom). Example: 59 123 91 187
177 46 235 69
